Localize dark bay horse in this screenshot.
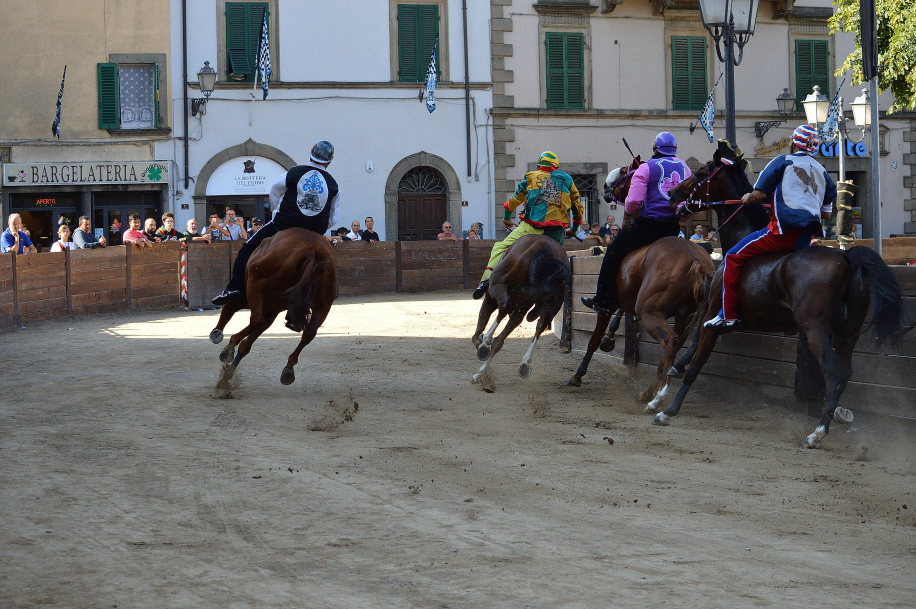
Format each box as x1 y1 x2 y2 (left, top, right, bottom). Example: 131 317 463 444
472 234 571 390
663 144 914 447
209 228 337 386
568 157 716 414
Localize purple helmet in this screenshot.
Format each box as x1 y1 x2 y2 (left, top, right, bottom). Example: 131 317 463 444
654 132 677 155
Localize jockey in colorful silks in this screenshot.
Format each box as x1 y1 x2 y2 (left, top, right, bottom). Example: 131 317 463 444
704 124 837 328
472 151 585 299
581 132 692 314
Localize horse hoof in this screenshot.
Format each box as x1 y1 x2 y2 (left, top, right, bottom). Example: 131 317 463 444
280 367 295 385
834 408 854 424
652 413 670 426
471 373 480 384
666 366 684 379
219 347 235 364
222 364 237 381
209 328 223 344
518 362 531 378
599 337 615 352
804 434 822 449
477 344 491 361
644 404 657 414
566 376 582 388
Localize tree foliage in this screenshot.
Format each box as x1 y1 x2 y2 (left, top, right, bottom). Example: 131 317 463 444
829 0 916 113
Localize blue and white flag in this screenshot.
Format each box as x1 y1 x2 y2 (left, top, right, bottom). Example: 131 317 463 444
698 73 723 143
51 65 67 140
256 12 271 100
818 79 845 144
424 39 437 113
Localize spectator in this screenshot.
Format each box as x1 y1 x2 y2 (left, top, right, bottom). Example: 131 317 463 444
110 218 122 234
689 224 706 241
155 212 181 241
142 218 162 243
50 224 76 252
678 228 686 238
208 213 230 241
123 214 154 249
360 216 380 243
180 219 212 243
2 213 37 255
598 215 616 240
73 216 107 249
437 221 459 241
467 228 480 240
250 218 263 234
327 226 351 245
347 220 362 241
608 224 620 239
216 209 247 241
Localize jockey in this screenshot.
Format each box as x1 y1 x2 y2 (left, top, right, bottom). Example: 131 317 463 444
212 140 340 306
472 151 584 299
581 132 691 314
705 125 836 328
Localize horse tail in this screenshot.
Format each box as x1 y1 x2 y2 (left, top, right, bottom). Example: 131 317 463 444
286 248 324 330
528 246 571 301
845 246 916 347
686 257 713 307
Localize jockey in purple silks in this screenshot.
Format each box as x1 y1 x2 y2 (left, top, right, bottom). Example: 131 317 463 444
581 132 692 314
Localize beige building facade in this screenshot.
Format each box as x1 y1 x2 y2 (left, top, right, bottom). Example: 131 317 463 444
0 0 172 250
489 0 916 238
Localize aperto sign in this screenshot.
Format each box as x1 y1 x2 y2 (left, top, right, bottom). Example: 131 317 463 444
814 141 869 158
2 161 170 186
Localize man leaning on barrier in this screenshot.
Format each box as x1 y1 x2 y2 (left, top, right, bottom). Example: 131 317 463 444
73 216 107 249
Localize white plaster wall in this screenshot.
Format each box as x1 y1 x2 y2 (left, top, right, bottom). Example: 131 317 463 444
729 23 791 112
617 17 666 110
504 10 541 108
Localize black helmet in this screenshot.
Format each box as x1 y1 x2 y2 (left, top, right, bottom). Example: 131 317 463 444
310 140 334 164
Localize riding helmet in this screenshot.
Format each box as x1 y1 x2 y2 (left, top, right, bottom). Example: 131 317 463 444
310 140 335 165
538 151 559 169
654 132 677 156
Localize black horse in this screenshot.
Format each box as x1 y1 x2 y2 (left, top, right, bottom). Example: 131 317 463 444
662 143 914 448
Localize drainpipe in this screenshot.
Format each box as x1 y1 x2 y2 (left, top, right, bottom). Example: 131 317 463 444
182 0 189 191
462 0 471 179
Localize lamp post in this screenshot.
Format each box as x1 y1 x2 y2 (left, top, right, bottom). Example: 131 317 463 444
849 87 881 253
697 0 760 147
192 61 217 117
754 88 795 140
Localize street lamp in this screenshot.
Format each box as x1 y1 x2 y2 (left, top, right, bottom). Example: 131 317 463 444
697 0 761 146
801 84 830 126
192 61 217 116
850 88 871 131
754 88 795 140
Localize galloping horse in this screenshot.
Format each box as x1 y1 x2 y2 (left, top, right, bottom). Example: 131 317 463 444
472 234 571 390
209 228 337 386
663 143 914 447
567 157 715 414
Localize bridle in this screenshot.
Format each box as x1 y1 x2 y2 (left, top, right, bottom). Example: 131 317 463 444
605 162 643 204
680 158 737 213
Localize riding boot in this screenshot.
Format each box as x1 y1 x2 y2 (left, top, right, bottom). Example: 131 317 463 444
472 279 489 300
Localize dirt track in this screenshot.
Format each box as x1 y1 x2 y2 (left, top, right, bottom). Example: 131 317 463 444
2 291 915 608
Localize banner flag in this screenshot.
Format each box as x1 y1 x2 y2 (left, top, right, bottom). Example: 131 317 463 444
424 38 438 113
256 12 271 99
819 79 845 144
51 65 67 140
698 73 723 143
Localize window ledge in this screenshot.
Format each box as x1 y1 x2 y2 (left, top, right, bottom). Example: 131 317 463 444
189 81 492 91
533 1 598 15
107 127 172 136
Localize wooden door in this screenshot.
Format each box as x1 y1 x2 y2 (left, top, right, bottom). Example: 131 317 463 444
398 193 447 240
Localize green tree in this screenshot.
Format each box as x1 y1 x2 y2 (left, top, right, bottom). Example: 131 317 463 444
829 0 916 113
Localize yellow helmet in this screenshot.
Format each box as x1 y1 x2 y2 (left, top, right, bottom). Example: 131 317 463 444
537 151 559 169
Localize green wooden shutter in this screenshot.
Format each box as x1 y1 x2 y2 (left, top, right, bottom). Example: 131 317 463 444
796 40 829 111
153 61 160 128
226 2 268 81
419 5 440 80
546 33 584 109
248 3 267 82
97 63 120 129
398 4 439 82
672 36 706 111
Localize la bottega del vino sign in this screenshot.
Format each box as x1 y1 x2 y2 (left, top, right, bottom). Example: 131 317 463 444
3 161 169 186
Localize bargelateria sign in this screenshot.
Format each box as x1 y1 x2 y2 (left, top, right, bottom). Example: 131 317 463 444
3 161 169 186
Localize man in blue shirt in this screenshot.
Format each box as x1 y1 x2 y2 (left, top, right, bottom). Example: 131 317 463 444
2 213 37 255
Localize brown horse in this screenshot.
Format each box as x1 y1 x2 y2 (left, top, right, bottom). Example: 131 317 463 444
568 158 715 414
471 234 571 390
663 144 915 447
208 228 337 386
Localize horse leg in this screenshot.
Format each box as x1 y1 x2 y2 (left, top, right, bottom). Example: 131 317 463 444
566 311 612 387
473 294 499 350
219 321 252 363
518 305 559 378
210 298 244 344
654 324 722 426
223 313 279 380
599 309 623 352
472 311 524 387
643 314 685 413
279 300 332 385
476 304 504 362
802 326 847 449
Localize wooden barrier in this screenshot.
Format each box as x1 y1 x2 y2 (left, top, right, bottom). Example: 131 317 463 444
186 242 232 309
823 237 916 265
400 240 465 292
128 242 180 308
335 241 398 295
0 255 14 330
70 247 127 316
16 251 68 324
564 249 916 420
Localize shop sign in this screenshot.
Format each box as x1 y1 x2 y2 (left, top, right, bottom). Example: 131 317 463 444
3 161 169 186
814 140 869 157
205 156 287 196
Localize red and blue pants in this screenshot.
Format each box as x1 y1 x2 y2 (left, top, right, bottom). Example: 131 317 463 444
720 227 811 320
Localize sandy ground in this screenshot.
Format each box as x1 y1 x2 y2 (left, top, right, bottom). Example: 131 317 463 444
1 291 915 609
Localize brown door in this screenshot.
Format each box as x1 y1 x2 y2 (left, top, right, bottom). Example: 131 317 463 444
398 193 447 240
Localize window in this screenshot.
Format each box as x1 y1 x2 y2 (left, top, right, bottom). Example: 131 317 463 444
97 63 159 130
226 2 269 82
397 4 439 82
795 40 829 111
545 32 585 109
671 36 707 111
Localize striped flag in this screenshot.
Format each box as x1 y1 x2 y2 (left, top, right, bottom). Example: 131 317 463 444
424 39 438 113
818 79 845 144
51 65 67 140
698 73 723 143
256 12 271 100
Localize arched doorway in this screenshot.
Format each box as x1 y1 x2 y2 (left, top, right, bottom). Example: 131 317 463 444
397 167 448 241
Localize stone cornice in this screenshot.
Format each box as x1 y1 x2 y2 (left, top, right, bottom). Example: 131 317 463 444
189 81 493 91
533 1 598 16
